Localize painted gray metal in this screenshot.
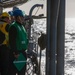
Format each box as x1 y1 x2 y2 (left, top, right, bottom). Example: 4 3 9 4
46 0 65 75
56 0 65 75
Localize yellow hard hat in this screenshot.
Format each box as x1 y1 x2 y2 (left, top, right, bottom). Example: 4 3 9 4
0 12 10 18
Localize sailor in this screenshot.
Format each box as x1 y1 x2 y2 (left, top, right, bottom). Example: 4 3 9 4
0 12 10 75
8 9 29 75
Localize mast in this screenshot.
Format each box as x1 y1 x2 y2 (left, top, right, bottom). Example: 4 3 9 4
46 0 60 75
56 0 65 75
46 0 65 75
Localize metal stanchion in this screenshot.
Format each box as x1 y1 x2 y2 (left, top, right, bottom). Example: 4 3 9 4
57 0 65 75
46 0 60 75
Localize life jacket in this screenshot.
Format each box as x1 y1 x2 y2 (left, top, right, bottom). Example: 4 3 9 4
0 21 9 46
9 22 29 71
9 22 29 50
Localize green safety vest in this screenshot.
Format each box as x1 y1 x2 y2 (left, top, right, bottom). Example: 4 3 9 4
10 22 28 51
9 22 29 71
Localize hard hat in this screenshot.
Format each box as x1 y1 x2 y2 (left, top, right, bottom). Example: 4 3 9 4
8 11 13 16
0 12 10 18
13 9 25 17
13 6 19 11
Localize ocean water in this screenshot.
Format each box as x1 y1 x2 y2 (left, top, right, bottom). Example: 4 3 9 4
65 18 75 75
33 18 75 75
32 19 46 75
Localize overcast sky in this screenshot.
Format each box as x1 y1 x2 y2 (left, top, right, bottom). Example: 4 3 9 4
66 0 75 18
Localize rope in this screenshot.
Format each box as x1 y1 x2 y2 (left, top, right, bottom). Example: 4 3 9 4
34 7 40 16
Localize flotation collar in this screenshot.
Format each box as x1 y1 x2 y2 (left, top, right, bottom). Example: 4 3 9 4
0 21 9 46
